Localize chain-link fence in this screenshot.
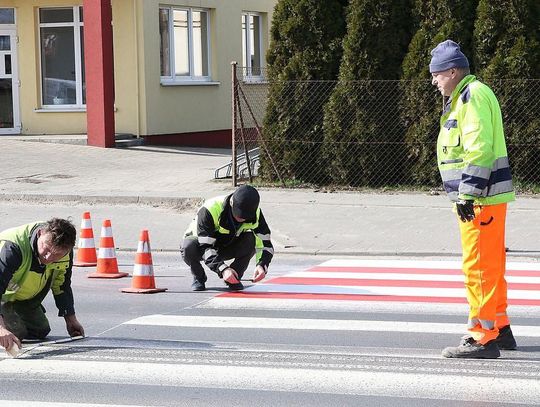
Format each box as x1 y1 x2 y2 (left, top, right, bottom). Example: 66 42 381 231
230 64 540 193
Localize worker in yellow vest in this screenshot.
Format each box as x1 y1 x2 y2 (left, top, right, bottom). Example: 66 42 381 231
181 185 274 291
430 40 516 359
0 218 85 353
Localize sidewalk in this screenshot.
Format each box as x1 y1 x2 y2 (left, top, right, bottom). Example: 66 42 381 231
1 137 539 259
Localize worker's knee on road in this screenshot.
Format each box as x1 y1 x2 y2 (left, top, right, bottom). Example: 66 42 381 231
181 240 203 265
26 325 50 340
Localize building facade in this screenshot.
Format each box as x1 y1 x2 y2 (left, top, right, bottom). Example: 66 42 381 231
0 1 275 146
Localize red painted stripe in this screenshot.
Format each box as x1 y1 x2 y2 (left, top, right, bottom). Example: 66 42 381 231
268 277 540 291
307 266 540 277
216 292 540 306
218 292 466 303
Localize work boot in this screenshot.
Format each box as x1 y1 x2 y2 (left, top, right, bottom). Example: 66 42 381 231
459 325 517 351
191 280 206 291
226 282 244 291
496 325 517 350
442 337 500 359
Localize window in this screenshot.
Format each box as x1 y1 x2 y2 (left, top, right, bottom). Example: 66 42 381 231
242 12 262 78
159 6 210 82
39 7 85 107
0 8 15 24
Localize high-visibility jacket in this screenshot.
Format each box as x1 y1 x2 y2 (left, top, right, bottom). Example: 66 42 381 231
0 222 74 316
184 195 274 276
437 74 515 205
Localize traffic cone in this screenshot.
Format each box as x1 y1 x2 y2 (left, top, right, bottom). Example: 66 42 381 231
88 219 128 279
74 212 97 267
121 230 167 294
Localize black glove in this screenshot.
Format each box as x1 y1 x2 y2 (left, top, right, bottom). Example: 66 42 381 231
456 199 475 222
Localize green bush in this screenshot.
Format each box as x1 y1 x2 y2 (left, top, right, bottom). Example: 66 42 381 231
473 0 540 187
260 0 347 184
322 0 413 187
400 0 477 187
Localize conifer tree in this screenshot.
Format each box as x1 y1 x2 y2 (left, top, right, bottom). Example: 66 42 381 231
400 1 477 187
261 0 347 185
322 0 413 187
473 0 540 188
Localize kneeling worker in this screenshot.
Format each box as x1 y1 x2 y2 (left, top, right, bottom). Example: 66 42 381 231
181 185 274 291
0 218 85 353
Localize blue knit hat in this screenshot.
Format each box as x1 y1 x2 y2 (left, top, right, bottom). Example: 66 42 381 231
429 40 469 73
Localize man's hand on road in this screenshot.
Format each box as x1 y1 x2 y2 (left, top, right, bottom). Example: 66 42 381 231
64 314 85 337
0 325 21 351
252 265 267 282
223 268 239 284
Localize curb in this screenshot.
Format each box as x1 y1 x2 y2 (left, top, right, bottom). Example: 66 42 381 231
0 193 202 209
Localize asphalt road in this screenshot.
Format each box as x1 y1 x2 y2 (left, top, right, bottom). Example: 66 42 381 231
1 203 540 406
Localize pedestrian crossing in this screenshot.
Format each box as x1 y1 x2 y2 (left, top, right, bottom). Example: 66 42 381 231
2 258 540 406
216 259 540 306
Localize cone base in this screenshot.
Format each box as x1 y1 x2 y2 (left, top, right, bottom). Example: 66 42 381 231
88 272 129 279
74 261 98 267
120 287 167 294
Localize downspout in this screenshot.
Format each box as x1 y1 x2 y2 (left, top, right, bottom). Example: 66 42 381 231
133 0 141 137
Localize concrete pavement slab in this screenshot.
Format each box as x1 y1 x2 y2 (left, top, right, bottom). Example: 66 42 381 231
0 138 539 259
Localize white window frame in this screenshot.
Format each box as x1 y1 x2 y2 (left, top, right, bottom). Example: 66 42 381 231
242 12 263 81
0 26 21 134
159 6 211 84
38 6 85 109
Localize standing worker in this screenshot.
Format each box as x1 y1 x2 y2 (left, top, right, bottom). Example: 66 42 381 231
181 185 274 291
429 40 516 359
0 218 85 353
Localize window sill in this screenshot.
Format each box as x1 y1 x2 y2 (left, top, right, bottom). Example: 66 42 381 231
160 80 221 87
34 108 87 113
34 106 118 113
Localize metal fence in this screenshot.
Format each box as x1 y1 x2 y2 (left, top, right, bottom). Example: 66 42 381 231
229 64 540 193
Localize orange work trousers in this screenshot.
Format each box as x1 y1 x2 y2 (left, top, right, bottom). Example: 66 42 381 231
458 203 509 344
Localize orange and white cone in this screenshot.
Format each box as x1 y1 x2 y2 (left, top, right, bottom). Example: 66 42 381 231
121 230 166 294
74 212 97 267
88 219 128 279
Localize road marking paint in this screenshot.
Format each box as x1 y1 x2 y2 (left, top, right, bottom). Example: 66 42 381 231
123 314 540 337
294 271 540 283
229 283 540 301
318 259 540 271
269 276 540 290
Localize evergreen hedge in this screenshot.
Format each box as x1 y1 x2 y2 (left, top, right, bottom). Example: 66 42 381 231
399 0 477 187
260 0 347 184
260 0 538 190
473 0 540 189
322 0 413 187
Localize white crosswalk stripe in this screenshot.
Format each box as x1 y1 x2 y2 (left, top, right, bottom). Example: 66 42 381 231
123 314 540 337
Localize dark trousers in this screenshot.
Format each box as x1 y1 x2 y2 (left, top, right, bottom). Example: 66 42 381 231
1 280 52 340
181 233 255 283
